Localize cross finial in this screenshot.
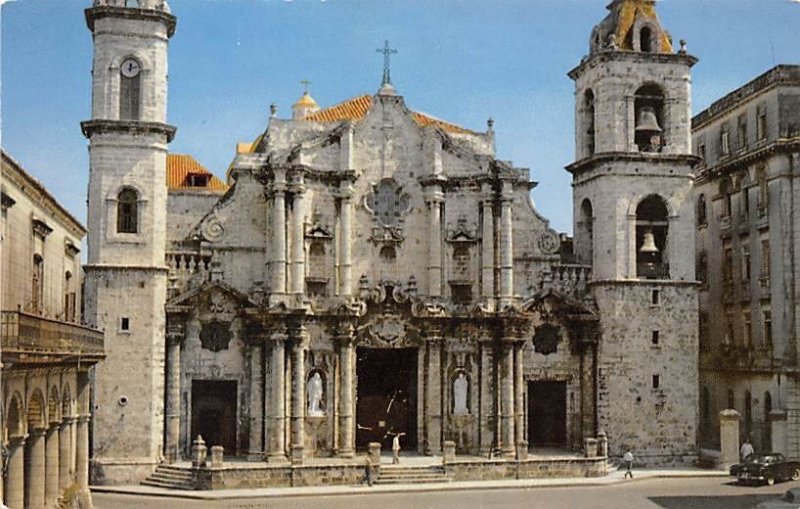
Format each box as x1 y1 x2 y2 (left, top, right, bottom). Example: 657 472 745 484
300 79 311 95
376 40 398 86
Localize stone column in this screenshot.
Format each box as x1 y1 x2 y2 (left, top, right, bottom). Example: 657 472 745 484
290 173 306 297
498 181 514 308
267 331 287 461
425 331 443 455
271 170 288 296
338 179 354 296
426 189 444 298
481 184 495 303
720 409 741 468
75 370 91 503
337 324 356 458
500 341 516 457
164 328 182 463
248 341 264 460
513 341 525 450
479 341 495 455
290 326 308 457
45 424 60 507
4 436 25 509
25 427 46 509
59 416 74 490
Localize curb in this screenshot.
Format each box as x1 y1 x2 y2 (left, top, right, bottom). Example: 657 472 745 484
91 470 730 500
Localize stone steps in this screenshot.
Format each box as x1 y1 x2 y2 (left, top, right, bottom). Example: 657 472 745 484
141 464 194 490
375 465 450 485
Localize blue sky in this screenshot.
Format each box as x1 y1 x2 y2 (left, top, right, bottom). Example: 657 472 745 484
2 0 799 235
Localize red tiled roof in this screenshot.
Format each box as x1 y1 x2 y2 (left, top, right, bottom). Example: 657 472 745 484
167 154 228 192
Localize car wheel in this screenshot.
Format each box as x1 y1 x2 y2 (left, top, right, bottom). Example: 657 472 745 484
791 468 800 481
766 476 775 486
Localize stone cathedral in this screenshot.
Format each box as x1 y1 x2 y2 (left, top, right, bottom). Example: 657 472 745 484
83 0 701 484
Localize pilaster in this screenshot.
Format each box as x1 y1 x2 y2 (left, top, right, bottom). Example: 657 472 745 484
499 341 516 457
498 181 514 308
290 324 309 459
425 325 443 455
338 178 354 297
269 169 288 299
481 183 496 305
336 322 356 458
266 328 288 462
247 338 264 460
290 172 307 297
164 323 183 464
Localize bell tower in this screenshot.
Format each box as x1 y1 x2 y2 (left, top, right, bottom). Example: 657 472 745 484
566 0 701 464
81 0 176 483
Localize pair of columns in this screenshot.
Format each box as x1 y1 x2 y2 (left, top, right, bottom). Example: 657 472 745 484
269 169 307 298
480 181 515 306
270 171 355 299
500 341 525 456
4 415 88 509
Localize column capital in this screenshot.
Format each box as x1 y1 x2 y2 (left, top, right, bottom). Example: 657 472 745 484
6 434 26 447
61 415 78 425
77 415 92 424
29 426 47 438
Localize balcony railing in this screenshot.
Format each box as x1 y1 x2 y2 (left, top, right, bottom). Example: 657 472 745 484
1 310 104 357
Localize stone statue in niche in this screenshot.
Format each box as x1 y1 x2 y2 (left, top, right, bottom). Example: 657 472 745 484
453 372 469 415
307 372 325 416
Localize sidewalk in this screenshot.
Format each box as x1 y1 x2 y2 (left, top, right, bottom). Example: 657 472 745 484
90 467 730 500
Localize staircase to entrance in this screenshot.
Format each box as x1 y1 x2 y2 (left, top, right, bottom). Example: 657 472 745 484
141 464 193 490
375 464 450 485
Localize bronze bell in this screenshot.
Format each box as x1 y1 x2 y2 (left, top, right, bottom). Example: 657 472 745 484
635 106 662 134
640 229 659 253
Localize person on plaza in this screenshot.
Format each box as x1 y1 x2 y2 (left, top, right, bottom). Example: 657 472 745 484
740 437 755 461
623 449 634 479
362 455 373 487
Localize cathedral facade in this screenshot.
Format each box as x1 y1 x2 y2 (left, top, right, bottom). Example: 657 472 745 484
83 0 701 485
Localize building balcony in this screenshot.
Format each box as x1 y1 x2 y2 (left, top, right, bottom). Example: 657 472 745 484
1 310 104 363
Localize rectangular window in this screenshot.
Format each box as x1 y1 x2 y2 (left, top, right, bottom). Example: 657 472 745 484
652 375 660 389
743 311 752 348
757 104 767 141
698 142 706 162
724 247 733 282
651 290 660 305
741 244 751 281
737 114 748 151
652 330 660 346
763 310 772 347
120 317 130 332
760 238 770 284
721 126 730 156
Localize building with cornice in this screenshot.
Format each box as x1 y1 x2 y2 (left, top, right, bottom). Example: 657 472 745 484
692 65 800 460
82 0 702 487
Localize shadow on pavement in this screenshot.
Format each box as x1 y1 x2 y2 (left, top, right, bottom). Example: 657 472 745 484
649 494 777 509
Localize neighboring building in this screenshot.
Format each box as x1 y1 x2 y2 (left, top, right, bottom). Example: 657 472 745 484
83 0 700 486
693 65 800 459
1 151 104 508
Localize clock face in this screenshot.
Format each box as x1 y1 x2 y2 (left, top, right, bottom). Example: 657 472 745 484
121 59 141 78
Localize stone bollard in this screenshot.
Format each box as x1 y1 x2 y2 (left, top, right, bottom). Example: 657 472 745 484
443 441 456 464
211 446 224 468
516 440 529 461
368 442 381 466
597 430 608 457
192 435 207 468
291 445 304 466
584 438 598 458
720 409 741 469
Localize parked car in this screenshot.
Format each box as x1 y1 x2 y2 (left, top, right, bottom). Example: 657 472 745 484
755 488 800 509
730 453 800 486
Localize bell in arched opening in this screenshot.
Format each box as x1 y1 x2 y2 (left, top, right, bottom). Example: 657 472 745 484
635 106 662 135
640 229 659 253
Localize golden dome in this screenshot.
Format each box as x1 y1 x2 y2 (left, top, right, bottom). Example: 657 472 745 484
294 92 319 108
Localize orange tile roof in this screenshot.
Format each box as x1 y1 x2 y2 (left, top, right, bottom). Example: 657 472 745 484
303 95 475 134
167 154 228 192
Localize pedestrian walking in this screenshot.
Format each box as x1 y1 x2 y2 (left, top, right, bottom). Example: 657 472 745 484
391 432 406 465
740 438 754 461
623 450 634 479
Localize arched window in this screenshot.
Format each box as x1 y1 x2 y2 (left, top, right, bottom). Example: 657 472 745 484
640 26 654 53
634 84 665 153
744 390 753 437
119 58 141 120
577 198 593 265
727 389 735 410
380 246 396 262
117 188 138 233
696 194 707 227
635 195 669 279
584 89 595 156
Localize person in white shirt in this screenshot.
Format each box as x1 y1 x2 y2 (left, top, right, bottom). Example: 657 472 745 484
623 450 634 479
740 438 754 461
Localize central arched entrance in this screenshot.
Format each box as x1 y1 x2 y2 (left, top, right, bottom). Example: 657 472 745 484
355 347 418 450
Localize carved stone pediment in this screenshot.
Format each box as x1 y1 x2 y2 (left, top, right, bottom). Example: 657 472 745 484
357 314 421 348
